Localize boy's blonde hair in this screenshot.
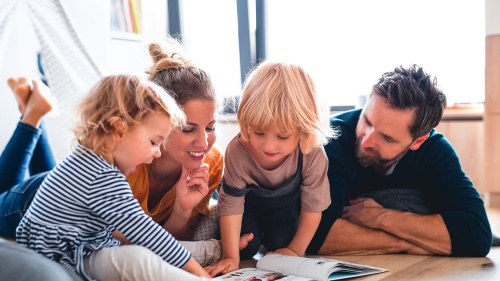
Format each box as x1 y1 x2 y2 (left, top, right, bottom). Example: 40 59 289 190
74 74 185 155
238 61 336 154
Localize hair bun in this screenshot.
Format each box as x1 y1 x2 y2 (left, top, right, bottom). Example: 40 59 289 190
148 43 168 64
146 43 193 80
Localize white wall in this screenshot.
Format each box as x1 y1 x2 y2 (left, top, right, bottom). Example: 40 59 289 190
0 0 171 161
0 2 40 158
217 116 240 153
486 0 500 35
0 0 104 160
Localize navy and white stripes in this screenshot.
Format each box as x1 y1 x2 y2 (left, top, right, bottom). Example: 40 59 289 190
17 144 191 280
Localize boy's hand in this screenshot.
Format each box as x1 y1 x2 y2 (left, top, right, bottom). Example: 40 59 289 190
204 257 239 277
267 247 299 256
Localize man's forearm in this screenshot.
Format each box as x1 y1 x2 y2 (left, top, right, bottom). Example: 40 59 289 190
343 198 451 255
375 210 451 255
317 218 413 255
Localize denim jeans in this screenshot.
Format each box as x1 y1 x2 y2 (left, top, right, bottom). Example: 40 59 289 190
239 193 301 260
0 121 55 238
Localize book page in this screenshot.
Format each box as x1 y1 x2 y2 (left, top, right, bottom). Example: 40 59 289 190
213 268 315 281
257 255 340 280
256 254 387 281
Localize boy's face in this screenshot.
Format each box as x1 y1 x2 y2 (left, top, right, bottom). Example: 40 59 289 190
246 125 300 170
355 95 426 169
113 111 172 175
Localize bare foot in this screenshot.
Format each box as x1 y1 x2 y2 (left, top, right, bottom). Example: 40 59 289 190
239 233 254 250
22 80 53 127
7 77 32 114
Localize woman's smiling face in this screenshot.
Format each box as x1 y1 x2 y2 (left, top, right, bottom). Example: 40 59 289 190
162 99 217 170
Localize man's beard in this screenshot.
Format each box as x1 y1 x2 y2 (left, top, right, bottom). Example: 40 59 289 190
355 137 410 168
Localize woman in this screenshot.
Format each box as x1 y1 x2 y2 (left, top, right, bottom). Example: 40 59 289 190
125 43 223 242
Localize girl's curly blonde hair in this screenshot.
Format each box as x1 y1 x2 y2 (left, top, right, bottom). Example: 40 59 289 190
74 74 185 155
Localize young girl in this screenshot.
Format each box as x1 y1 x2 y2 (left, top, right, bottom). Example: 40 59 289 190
16 74 211 280
209 61 336 276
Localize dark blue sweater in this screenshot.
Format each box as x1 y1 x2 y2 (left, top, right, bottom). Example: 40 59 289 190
308 109 492 257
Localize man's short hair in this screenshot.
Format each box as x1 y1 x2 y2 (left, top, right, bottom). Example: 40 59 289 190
371 64 447 139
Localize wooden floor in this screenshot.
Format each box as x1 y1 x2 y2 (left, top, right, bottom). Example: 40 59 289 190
2 209 499 280
241 208 500 280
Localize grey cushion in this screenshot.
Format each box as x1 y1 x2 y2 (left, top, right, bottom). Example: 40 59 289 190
0 238 83 281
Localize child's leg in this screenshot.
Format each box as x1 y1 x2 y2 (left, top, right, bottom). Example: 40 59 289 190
0 78 54 192
7 77 31 116
21 79 56 174
180 239 221 266
85 245 211 281
0 171 49 238
0 122 42 193
261 201 301 252
180 234 255 266
193 203 219 241
29 120 56 175
19 79 53 128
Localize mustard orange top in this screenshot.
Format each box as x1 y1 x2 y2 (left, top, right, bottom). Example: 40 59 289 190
127 145 223 225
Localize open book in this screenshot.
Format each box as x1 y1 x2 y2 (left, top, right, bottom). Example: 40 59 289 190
215 254 388 281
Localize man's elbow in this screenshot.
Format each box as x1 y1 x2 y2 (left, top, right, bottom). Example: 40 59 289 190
451 232 492 257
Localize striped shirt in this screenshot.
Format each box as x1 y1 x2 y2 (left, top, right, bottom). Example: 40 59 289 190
16 145 191 280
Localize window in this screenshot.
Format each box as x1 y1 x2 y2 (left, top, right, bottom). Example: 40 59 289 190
180 0 242 99
180 0 484 108
266 0 485 107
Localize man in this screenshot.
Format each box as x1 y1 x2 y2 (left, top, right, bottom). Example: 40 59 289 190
307 64 492 257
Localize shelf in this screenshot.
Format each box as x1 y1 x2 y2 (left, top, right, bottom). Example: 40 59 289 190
110 31 143 42
442 104 484 121
110 0 142 41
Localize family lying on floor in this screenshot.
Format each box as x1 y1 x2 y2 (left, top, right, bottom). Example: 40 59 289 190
0 42 496 281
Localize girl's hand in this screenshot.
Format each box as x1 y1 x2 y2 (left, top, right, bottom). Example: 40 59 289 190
182 257 211 278
204 257 239 277
174 164 210 214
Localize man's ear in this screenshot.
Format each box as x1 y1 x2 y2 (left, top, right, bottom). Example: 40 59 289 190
409 133 429 151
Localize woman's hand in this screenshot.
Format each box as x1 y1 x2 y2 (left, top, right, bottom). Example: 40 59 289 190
175 164 210 214
165 164 210 240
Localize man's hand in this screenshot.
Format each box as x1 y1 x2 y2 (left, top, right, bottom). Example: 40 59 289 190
204 257 239 277
342 197 389 229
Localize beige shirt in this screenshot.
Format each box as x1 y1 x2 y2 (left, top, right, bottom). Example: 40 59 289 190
218 135 331 216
